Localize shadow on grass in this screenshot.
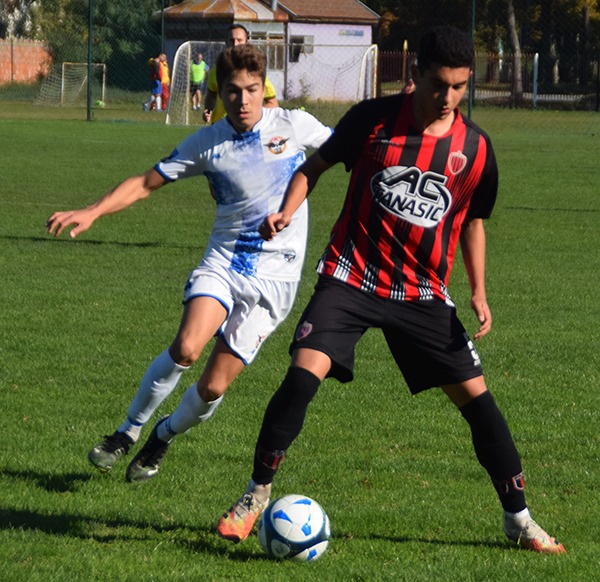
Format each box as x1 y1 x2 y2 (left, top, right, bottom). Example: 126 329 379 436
0 505 262 560
0 467 508 557
2 234 198 250
1 468 92 493
0 466 261 560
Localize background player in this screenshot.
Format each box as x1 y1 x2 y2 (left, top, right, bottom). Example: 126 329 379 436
190 52 209 111
46 45 331 483
143 55 162 111
158 53 170 111
203 24 278 124
217 26 566 555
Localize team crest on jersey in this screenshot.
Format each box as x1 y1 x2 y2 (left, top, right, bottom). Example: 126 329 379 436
371 165 452 228
448 150 467 175
295 321 313 342
266 136 289 155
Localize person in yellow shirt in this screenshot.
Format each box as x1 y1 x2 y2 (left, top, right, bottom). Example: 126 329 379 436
203 24 278 123
158 53 170 111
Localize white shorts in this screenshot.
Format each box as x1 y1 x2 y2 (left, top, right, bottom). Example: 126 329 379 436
183 263 299 365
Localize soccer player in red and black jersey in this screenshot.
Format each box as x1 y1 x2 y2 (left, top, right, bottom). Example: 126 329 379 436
217 26 565 554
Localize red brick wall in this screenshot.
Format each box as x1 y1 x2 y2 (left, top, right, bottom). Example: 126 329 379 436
0 39 52 84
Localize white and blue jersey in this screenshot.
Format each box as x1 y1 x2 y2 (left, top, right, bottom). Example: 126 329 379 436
155 108 332 282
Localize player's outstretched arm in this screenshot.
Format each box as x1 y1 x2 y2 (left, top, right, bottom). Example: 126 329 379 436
259 152 332 241
460 217 492 340
47 168 167 238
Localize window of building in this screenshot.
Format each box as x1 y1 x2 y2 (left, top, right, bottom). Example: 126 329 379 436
289 35 314 63
251 33 285 71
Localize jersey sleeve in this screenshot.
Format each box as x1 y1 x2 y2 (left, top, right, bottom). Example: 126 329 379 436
154 131 208 182
288 109 332 149
318 99 380 171
466 134 498 219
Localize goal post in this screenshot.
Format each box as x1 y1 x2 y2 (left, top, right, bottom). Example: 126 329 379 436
166 41 192 126
358 45 378 101
34 62 107 107
166 41 223 126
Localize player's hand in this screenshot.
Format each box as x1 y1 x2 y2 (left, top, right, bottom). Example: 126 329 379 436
259 212 290 241
202 109 212 123
46 209 95 238
401 79 415 94
470 294 492 340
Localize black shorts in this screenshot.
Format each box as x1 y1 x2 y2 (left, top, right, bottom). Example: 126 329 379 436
190 83 203 94
290 276 483 394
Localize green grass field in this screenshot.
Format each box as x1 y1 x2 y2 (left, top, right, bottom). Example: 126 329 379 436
1 105 599 580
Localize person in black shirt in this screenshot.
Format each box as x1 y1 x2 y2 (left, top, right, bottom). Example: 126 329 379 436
217 26 565 555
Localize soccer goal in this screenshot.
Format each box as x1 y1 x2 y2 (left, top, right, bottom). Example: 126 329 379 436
34 62 107 107
166 41 378 126
284 43 379 103
166 41 223 126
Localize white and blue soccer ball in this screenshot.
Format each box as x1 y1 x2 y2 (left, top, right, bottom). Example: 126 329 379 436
258 494 331 561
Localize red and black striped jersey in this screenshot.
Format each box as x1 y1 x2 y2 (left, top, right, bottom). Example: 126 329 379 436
316 93 498 303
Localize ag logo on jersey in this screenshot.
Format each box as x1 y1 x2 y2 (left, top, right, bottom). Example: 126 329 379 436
371 166 452 228
266 136 289 155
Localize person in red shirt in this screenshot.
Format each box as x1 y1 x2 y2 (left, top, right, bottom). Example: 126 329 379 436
143 56 162 111
217 26 566 555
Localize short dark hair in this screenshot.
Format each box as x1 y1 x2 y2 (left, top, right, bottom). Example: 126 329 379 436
227 23 250 41
216 44 266 89
417 26 474 74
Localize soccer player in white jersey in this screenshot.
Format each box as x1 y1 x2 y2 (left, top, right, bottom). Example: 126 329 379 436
46 44 332 482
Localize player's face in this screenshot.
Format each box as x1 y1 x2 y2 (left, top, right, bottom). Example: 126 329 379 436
220 69 265 132
227 28 248 47
413 64 471 125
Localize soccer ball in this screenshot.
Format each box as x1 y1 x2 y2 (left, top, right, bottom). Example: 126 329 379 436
258 494 331 562
95 100 105 108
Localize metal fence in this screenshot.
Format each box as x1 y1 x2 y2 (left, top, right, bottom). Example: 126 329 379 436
1 1 599 124
379 50 600 112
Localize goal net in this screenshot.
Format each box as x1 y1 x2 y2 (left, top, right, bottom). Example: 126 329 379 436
166 41 378 126
34 62 107 107
166 41 223 126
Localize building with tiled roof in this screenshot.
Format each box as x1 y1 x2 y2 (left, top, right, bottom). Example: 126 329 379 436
163 0 380 106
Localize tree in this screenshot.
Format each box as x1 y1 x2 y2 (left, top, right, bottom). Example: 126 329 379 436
31 0 162 91
361 0 473 50
362 0 600 92
506 0 524 103
0 0 36 38
31 0 89 62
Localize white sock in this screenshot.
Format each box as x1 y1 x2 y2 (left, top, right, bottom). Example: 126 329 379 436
119 421 142 442
504 507 530 527
121 349 188 432
161 383 223 438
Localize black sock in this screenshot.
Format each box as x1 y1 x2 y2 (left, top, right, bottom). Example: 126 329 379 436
460 391 526 513
252 366 321 484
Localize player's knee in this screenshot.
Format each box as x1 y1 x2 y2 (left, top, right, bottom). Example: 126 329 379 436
277 366 321 406
197 378 228 402
169 337 202 367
